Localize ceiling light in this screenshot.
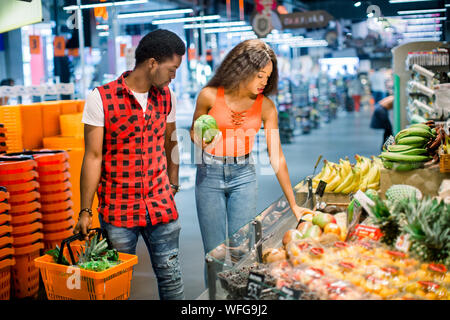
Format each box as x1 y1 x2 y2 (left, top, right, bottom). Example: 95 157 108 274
290 40 328 48
354 2 362 7
203 26 253 34
98 32 110 37
118 8 193 19
184 21 247 29
403 31 442 37
390 0 438 3
63 0 148 11
398 9 446 15
152 15 221 25
96 25 109 30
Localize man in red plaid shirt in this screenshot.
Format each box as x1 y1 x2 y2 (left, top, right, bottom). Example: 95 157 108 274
74 29 185 300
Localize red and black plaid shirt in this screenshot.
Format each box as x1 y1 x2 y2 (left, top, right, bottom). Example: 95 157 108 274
96 71 178 228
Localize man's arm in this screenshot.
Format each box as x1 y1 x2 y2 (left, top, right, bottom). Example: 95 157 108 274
165 121 179 194
74 124 103 240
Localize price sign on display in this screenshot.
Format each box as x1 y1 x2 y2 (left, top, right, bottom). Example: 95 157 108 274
54 36 65 57
29 35 40 54
315 180 327 197
353 190 376 219
244 272 265 300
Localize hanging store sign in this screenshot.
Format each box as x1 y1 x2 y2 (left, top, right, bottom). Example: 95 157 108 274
53 36 66 57
252 0 278 38
29 35 40 55
280 10 333 29
0 0 43 34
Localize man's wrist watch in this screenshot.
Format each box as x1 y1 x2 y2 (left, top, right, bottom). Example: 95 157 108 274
170 184 180 193
79 208 93 218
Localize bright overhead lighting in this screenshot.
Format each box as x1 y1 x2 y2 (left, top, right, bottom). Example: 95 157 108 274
367 12 374 18
63 0 148 11
96 24 109 30
290 40 328 48
98 32 110 37
403 17 446 24
354 2 362 7
398 8 446 15
390 0 438 3
204 26 253 34
152 15 221 25
184 21 247 29
118 8 193 19
403 31 442 37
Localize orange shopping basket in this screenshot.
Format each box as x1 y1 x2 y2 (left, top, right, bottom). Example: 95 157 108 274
35 228 138 300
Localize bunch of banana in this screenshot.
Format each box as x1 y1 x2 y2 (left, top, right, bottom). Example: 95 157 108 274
312 155 382 194
380 122 435 171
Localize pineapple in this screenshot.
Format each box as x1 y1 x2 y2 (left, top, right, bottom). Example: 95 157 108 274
370 195 401 246
402 196 450 265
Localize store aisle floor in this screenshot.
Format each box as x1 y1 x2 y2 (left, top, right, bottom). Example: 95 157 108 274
129 108 383 300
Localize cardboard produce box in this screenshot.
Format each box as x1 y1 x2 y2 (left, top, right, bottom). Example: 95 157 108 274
294 182 351 207
380 167 450 197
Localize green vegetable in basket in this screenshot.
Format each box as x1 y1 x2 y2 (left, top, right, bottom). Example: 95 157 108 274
46 245 70 266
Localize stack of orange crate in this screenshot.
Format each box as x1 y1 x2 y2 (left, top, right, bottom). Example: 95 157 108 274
0 124 6 154
33 150 75 251
0 156 43 299
0 186 15 300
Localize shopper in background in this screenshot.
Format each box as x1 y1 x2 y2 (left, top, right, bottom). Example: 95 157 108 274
190 40 308 268
74 29 185 300
349 74 364 112
0 78 15 105
370 95 394 150
369 68 387 103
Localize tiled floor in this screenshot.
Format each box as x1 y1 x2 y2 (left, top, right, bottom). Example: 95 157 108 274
129 106 384 300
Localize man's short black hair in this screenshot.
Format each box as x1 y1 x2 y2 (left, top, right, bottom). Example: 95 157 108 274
135 29 186 66
0 78 14 86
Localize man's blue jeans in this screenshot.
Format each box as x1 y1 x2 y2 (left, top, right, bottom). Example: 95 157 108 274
99 212 184 300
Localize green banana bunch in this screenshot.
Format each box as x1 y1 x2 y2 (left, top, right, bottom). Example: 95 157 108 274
395 126 433 143
380 152 430 163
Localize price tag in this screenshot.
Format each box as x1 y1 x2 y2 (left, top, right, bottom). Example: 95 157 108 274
244 272 264 300
278 286 302 300
353 190 376 219
315 180 327 197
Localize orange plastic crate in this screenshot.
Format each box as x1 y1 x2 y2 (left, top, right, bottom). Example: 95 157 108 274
11 222 43 237
41 209 74 223
9 201 41 215
37 161 70 175
43 136 84 149
0 170 38 184
0 247 14 260
43 228 74 241
33 151 69 165
9 191 40 206
0 213 12 226
0 258 15 300
35 244 138 300
0 236 13 248
0 106 23 152
41 200 73 214
0 188 9 202
0 159 37 174
0 202 11 214
11 211 42 226
43 218 75 233
6 180 40 195
39 180 71 195
0 225 12 237
12 242 43 299
40 190 72 204
38 171 70 185
13 232 43 247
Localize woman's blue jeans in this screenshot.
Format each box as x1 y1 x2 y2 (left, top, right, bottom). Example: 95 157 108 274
99 212 184 300
195 159 257 257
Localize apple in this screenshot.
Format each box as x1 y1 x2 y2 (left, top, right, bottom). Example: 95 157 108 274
297 221 313 236
282 229 303 247
312 212 336 229
323 223 341 236
303 225 322 240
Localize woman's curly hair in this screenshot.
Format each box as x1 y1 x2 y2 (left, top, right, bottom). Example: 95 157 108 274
206 39 278 96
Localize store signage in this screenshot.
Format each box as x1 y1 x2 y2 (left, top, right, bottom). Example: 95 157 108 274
53 36 66 57
29 35 40 55
120 44 127 57
315 180 327 197
252 0 278 38
280 10 333 29
278 286 303 300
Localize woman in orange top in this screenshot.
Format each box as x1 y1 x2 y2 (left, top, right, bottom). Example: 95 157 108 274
190 40 307 262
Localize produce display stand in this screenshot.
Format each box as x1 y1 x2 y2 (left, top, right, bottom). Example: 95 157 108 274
201 166 450 300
